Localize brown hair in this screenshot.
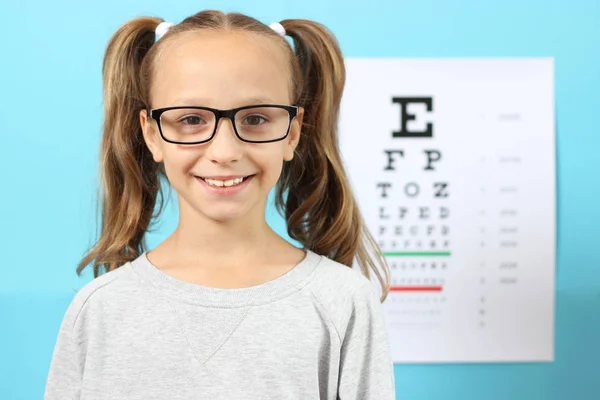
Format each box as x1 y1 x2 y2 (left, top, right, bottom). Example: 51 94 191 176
78 10 391 301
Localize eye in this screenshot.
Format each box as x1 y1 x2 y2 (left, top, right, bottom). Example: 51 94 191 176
242 115 268 126
179 115 206 125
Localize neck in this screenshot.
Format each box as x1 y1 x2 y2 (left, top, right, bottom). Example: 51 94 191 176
165 200 281 268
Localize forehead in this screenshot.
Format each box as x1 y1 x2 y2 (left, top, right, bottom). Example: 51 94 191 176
151 30 292 108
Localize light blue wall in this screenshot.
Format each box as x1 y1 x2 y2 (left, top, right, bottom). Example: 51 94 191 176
1 0 598 398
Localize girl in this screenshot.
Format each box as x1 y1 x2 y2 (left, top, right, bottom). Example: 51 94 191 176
45 9 395 399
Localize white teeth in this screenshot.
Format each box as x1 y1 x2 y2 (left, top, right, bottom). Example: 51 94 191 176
204 177 245 187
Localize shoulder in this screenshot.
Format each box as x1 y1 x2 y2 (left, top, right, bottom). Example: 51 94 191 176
308 253 378 297
60 262 138 332
304 253 384 337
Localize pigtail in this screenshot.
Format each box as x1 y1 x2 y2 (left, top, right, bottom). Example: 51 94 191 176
77 17 165 276
278 19 391 301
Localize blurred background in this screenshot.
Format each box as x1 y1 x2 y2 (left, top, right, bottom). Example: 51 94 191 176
1 0 599 399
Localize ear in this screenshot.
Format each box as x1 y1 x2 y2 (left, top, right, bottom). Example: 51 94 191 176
283 107 304 162
140 109 164 163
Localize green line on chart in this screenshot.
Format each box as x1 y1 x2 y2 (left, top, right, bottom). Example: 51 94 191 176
383 251 452 257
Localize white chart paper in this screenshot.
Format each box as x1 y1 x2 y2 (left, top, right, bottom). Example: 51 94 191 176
339 59 555 363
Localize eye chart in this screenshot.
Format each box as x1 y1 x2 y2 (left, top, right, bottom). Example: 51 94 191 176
339 59 555 363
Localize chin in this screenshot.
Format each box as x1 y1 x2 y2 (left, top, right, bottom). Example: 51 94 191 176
202 207 250 223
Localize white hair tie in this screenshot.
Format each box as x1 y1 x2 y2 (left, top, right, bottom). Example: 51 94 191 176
269 22 286 37
155 22 175 41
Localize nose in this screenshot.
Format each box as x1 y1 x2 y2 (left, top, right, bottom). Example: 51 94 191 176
205 118 243 164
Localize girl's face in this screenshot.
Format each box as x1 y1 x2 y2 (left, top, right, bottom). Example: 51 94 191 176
140 31 302 224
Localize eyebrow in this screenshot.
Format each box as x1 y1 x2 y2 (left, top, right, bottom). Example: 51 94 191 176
169 96 281 107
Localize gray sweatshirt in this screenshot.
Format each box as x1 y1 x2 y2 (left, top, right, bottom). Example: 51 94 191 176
44 250 396 399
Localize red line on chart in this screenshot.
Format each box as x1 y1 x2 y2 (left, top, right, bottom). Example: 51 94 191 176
390 286 443 292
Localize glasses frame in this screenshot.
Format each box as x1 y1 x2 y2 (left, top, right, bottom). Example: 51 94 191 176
148 104 299 145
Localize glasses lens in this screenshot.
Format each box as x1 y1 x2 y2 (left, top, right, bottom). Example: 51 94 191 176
160 108 216 143
235 107 291 142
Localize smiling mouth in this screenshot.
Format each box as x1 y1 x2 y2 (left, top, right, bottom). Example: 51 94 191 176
196 175 254 187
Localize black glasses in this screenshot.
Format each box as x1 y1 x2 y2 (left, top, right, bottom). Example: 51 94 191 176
149 104 299 144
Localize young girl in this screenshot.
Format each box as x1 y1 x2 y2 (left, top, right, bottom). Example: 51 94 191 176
45 9 395 399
